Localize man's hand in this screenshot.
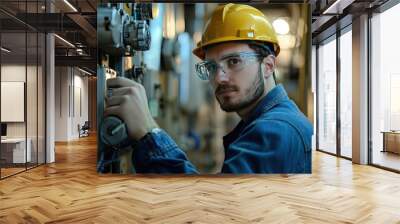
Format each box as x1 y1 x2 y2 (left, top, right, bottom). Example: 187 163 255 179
104 77 158 140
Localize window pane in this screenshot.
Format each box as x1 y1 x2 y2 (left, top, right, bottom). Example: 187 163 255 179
340 29 352 158
1 31 27 177
318 37 337 154
27 31 38 169
371 3 400 171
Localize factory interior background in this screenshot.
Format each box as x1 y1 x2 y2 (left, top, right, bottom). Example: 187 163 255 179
96 3 311 174
0 0 400 222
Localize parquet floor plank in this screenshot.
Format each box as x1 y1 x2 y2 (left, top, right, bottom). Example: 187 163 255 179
1 135 400 223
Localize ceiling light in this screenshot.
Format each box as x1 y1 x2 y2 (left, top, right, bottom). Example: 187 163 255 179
322 0 354 15
78 67 92 76
277 35 296 50
1 47 11 53
54 34 75 48
273 18 290 35
63 0 78 12
75 42 84 47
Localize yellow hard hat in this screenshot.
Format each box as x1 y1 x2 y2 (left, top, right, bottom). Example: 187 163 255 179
193 3 280 60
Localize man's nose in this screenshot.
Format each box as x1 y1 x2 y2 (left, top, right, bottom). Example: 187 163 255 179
214 66 230 83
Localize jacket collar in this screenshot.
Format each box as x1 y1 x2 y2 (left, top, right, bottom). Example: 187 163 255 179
223 84 289 148
243 84 288 125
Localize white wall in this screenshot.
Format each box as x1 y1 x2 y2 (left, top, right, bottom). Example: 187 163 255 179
54 67 89 141
1 65 26 135
55 66 69 141
1 64 46 164
1 65 26 141
1 65 37 138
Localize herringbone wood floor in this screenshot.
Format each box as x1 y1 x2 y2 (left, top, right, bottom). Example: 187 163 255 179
1 134 400 224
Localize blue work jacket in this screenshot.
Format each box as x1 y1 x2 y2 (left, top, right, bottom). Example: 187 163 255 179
132 84 313 174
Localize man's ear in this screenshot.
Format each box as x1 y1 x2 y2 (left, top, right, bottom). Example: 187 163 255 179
262 55 276 78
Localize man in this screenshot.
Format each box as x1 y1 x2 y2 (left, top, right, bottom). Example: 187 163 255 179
104 3 313 174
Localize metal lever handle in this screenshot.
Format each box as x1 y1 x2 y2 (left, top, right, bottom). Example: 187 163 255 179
100 116 129 147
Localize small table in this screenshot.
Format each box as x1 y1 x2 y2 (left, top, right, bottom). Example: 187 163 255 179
381 131 400 154
1 138 32 163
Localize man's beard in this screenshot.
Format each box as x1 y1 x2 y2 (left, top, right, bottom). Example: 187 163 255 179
215 65 265 112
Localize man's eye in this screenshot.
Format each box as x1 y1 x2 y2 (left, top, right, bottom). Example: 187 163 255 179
227 58 242 66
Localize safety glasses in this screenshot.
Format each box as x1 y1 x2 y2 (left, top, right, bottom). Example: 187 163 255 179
195 52 262 81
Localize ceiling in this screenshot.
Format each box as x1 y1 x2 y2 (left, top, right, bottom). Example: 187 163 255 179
311 0 390 44
1 0 395 73
0 0 96 72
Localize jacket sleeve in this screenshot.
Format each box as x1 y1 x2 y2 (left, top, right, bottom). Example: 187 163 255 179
221 119 311 174
132 129 199 174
